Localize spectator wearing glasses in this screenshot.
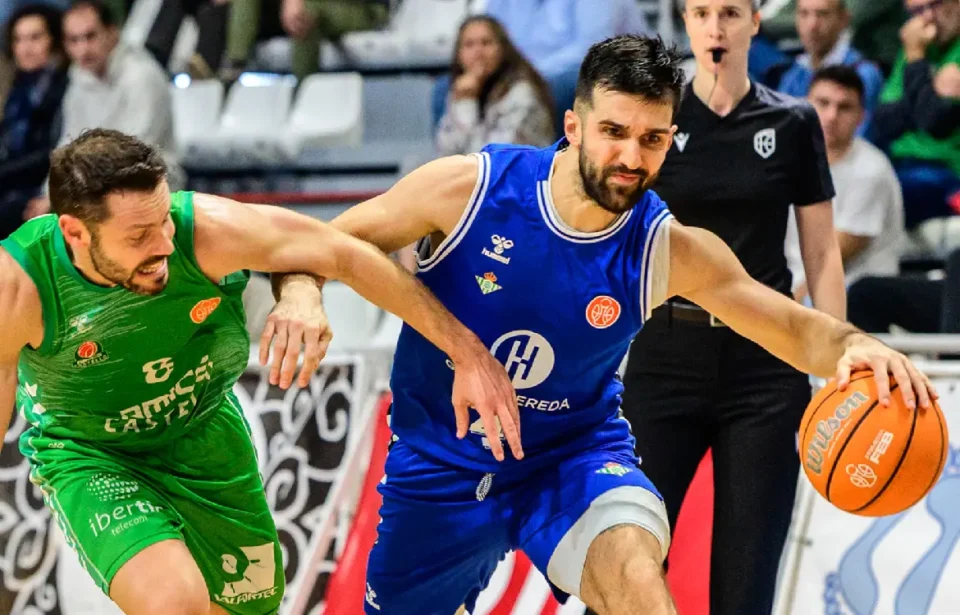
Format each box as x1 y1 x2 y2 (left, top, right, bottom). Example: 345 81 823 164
874 0 960 229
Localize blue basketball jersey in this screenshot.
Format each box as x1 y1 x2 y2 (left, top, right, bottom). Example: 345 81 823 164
389 139 673 473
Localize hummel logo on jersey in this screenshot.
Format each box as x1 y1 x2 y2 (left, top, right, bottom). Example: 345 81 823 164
674 132 689 152
482 234 513 264
754 128 776 159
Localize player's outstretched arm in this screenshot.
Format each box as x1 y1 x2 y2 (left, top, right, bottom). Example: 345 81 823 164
191 190 523 461
265 155 479 380
0 248 44 454
666 222 937 411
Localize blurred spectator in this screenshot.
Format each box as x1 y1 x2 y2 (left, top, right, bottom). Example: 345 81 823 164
2 0 128 35
774 0 883 137
874 0 960 230
223 0 388 80
436 16 554 156
761 0 907 71
0 52 13 119
145 0 230 77
786 65 904 301
479 0 651 131
0 4 68 239
848 247 960 333
26 0 183 219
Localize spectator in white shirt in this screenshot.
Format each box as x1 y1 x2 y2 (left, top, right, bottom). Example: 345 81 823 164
786 64 904 302
25 0 183 218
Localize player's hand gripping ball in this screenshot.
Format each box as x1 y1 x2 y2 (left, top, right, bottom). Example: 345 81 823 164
799 370 948 517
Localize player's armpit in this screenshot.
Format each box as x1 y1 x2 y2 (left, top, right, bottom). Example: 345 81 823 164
329 154 480 253
269 154 478 317
665 223 857 380
0 248 44 453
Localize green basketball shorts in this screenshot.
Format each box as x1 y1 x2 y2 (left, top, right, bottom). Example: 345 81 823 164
22 394 284 614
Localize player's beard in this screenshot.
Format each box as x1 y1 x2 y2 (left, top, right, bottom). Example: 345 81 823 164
89 229 169 296
579 146 658 214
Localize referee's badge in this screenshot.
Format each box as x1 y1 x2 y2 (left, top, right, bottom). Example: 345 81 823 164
753 128 776 159
674 132 689 152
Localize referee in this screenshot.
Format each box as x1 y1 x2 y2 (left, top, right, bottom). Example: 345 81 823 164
620 1 846 614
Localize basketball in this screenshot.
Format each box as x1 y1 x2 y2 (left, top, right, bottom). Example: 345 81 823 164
799 370 949 517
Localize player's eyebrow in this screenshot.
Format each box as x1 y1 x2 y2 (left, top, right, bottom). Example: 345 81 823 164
127 209 171 231
597 120 627 130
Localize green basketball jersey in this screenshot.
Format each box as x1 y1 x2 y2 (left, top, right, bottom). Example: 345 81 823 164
0 191 251 452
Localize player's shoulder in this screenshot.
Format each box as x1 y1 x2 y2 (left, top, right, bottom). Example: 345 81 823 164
0 245 44 354
752 82 819 125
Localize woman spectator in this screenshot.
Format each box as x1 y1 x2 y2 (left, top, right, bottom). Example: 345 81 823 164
436 15 556 156
0 4 68 239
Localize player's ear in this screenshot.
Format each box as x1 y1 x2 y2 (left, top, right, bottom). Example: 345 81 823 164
58 215 92 249
564 108 582 147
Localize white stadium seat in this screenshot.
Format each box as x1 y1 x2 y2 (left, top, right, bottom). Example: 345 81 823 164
322 0 468 70
170 79 225 166
121 0 162 48
217 76 296 165
404 0 469 65
281 72 364 157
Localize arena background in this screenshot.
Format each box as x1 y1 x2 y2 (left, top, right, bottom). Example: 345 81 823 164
1 0 959 612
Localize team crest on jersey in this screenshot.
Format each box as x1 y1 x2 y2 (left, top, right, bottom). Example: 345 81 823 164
596 462 631 477
586 295 621 329
475 272 502 295
754 128 776 159
74 341 108 368
190 297 221 324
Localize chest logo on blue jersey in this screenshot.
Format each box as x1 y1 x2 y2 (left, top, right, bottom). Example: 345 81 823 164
754 128 776 159
482 234 513 265
490 330 554 389
586 296 621 329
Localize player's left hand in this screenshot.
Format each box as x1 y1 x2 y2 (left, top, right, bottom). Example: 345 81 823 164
835 333 938 411
259 276 332 389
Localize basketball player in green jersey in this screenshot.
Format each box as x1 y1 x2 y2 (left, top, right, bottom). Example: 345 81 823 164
0 129 522 615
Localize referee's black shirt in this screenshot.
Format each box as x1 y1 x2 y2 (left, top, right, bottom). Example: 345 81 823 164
656 82 835 296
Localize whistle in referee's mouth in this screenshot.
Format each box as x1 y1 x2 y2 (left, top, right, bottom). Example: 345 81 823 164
710 48 727 64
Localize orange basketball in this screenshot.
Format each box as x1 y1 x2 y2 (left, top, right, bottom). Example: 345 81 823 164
799 370 949 517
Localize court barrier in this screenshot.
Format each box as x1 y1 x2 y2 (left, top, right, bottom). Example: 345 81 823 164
1 335 958 614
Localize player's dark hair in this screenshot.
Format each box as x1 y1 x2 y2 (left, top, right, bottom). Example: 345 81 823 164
65 0 116 28
810 64 865 105
3 4 65 60
574 35 686 119
49 129 167 224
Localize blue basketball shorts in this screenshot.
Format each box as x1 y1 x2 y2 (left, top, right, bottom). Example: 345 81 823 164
363 436 671 614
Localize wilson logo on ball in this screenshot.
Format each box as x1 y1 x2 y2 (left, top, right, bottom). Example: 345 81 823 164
190 297 222 324
805 391 869 475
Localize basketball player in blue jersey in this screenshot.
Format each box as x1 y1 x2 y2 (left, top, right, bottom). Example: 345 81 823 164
268 35 937 614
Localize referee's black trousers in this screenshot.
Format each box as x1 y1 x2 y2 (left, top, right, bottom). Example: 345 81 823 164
619 306 811 615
